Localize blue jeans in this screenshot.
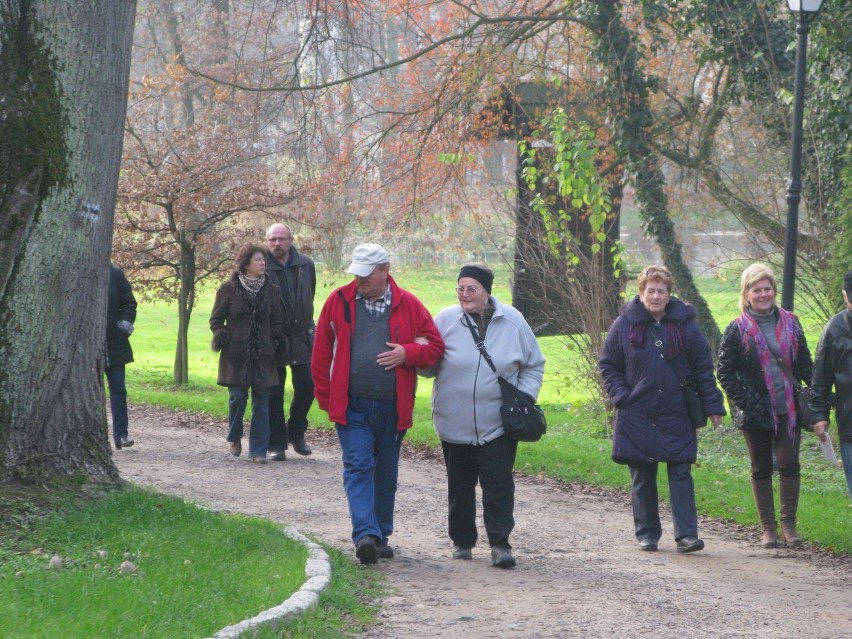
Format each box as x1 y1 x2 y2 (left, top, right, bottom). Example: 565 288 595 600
335 396 404 545
841 438 852 503
629 461 698 542
227 386 271 458
105 366 129 443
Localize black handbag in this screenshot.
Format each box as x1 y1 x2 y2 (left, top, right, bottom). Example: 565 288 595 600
794 385 815 432
775 353 814 432
463 314 546 442
681 375 706 429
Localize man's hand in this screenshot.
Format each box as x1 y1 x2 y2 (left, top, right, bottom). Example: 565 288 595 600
813 420 829 442
708 414 722 428
377 342 407 370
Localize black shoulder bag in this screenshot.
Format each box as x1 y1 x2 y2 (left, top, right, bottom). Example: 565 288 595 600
771 347 814 432
462 313 546 442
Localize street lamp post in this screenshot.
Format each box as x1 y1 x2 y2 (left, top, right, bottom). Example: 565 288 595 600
781 0 824 311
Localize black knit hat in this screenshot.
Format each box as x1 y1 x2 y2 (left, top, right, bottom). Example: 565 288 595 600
844 270 852 296
458 264 494 294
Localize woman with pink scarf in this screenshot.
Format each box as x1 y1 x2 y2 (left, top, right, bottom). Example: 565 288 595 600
717 263 813 548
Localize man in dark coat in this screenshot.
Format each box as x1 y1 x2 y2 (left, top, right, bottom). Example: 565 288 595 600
810 270 852 502
106 264 137 450
265 223 317 459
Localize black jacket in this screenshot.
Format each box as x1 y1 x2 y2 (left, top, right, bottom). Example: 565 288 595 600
717 309 813 432
106 265 137 369
809 308 852 442
266 246 316 366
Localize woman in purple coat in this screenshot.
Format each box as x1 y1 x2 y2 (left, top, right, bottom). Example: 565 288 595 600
599 265 725 553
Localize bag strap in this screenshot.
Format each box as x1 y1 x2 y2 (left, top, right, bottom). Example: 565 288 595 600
650 322 690 385
462 312 497 374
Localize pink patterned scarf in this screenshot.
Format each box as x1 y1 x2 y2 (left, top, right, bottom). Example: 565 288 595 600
735 307 801 438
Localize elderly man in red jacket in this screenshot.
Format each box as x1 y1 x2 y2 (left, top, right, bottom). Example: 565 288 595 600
312 243 445 564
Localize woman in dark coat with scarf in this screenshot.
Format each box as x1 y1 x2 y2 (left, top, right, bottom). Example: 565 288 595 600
599 265 725 553
717 263 813 548
210 244 288 463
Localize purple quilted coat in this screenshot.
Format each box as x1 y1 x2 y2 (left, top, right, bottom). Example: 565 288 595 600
598 296 725 464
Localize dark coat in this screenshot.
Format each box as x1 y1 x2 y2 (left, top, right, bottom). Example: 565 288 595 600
209 273 288 390
809 308 852 442
106 265 137 369
717 309 813 432
266 246 316 366
599 296 725 465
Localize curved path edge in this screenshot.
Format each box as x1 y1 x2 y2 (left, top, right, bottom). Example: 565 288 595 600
205 526 331 639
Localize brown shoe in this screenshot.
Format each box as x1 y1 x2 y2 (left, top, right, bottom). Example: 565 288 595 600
250 456 267 464
229 440 242 457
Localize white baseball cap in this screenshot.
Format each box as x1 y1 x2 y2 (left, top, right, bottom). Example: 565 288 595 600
346 243 389 277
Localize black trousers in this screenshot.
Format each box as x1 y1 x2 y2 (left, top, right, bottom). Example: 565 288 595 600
268 363 314 450
441 435 518 549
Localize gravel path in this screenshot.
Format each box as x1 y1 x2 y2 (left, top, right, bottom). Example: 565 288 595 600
115 404 852 639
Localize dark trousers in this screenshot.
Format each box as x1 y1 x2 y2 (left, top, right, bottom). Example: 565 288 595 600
628 461 697 542
742 414 801 480
441 435 518 549
105 365 129 443
268 363 314 450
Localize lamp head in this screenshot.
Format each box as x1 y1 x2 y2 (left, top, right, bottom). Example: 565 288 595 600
786 0 824 14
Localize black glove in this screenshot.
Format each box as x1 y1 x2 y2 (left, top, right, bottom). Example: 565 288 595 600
117 320 134 335
211 329 231 352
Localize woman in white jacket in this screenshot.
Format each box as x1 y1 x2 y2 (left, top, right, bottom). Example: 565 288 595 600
420 263 545 568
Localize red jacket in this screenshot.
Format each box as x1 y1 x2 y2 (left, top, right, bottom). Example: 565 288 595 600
311 275 445 429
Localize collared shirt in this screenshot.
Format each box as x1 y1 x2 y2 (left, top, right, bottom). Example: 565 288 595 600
357 285 392 318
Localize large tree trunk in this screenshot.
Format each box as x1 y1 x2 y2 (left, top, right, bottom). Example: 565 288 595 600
0 1 137 484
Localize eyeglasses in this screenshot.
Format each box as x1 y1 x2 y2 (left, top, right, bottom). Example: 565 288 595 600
456 286 480 296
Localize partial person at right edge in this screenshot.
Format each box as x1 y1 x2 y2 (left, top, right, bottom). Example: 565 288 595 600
599 265 724 554
106 264 138 450
265 223 317 460
809 270 852 504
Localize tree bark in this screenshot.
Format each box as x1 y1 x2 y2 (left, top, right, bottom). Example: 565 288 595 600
584 0 721 352
0 0 137 484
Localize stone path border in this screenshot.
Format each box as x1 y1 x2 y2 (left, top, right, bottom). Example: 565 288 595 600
204 526 331 639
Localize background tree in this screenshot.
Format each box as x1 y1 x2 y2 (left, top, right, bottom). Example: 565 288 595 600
0 0 136 484
116 0 302 385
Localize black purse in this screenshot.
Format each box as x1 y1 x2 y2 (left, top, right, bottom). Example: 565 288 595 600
681 375 706 429
651 324 706 428
463 314 546 442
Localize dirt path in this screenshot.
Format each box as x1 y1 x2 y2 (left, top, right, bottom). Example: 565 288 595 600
115 405 852 639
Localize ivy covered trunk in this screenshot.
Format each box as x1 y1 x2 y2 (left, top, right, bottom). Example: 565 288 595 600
0 1 137 484
584 0 721 352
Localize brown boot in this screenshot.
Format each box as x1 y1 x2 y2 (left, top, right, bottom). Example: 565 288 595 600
779 475 802 547
751 478 778 548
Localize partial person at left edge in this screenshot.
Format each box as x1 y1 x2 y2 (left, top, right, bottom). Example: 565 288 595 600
106 264 137 450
